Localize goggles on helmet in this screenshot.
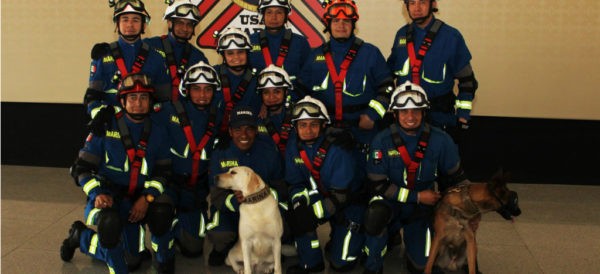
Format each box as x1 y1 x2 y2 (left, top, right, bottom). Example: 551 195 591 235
218 34 251 52
170 4 200 20
259 0 291 11
325 3 358 21
258 72 291 89
292 102 327 120
389 90 429 110
113 0 145 14
119 73 154 95
184 66 220 86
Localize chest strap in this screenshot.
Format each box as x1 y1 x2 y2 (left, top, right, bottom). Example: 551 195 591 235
172 100 217 187
161 36 191 101
323 38 363 126
115 110 152 196
297 136 335 197
219 67 254 133
264 110 293 154
406 19 444 85
390 123 431 190
109 41 150 84
260 29 292 67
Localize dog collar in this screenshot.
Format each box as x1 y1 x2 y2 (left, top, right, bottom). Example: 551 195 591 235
243 187 271 204
448 183 480 219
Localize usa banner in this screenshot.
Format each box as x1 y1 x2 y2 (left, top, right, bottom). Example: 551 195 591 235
193 0 328 49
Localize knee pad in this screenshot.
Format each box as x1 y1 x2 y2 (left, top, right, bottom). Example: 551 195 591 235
146 202 174 236
177 230 204 257
97 208 123 248
207 231 236 252
364 200 392 236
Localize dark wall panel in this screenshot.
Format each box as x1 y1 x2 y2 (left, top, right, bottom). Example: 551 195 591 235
2 102 599 185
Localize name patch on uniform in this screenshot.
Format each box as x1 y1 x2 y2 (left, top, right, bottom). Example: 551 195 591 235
257 125 268 134
315 55 325 62
294 157 304 165
105 130 121 139
220 160 239 169
398 37 407 47
387 149 400 157
102 56 115 64
252 45 261 52
170 115 180 125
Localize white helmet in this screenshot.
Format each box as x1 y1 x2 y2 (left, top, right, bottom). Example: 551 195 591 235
216 28 252 53
389 80 430 110
179 61 221 97
291 96 330 124
111 0 151 23
257 65 293 90
258 0 292 15
163 0 200 23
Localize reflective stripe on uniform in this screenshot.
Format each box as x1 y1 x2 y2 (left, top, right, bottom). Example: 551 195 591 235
198 214 206 237
144 180 164 194
369 99 386 118
139 225 145 252
394 58 410 77
310 239 320 249
87 208 101 225
422 64 446 84
207 211 219 230
312 200 325 219
291 189 310 204
83 178 101 196
108 265 116 274
225 194 236 212
397 187 410 203
455 100 472 110
89 234 99 255
313 73 330 91
341 230 351 261
425 227 431 257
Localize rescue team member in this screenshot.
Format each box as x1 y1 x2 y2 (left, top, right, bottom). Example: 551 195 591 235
214 28 261 135
153 62 224 270
144 0 210 102
362 81 467 274
85 0 170 122
249 0 311 101
285 96 365 274
61 73 174 274
256 65 295 155
296 0 394 180
206 106 285 266
387 0 478 144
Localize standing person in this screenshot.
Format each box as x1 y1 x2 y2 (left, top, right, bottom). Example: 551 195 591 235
256 64 295 155
154 61 223 270
387 0 478 144
214 28 261 134
60 73 174 274
362 81 468 274
296 0 394 180
206 106 286 266
285 96 365 274
249 0 311 101
144 0 210 101
86 0 170 121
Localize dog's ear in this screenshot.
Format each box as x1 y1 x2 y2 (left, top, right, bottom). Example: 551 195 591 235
490 167 511 188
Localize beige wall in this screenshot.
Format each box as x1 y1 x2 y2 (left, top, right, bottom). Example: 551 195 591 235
2 0 599 120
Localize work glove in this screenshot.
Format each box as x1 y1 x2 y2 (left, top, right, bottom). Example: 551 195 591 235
288 199 318 236
88 106 114 137
91 42 110 60
325 127 356 151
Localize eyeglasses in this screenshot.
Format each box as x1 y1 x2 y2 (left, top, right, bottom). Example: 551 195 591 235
184 66 219 84
172 4 200 19
325 3 357 19
291 102 324 119
258 72 290 88
120 73 153 91
390 91 429 109
112 0 146 13
218 34 250 50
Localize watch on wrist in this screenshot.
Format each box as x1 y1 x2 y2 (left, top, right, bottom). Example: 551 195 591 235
145 194 155 203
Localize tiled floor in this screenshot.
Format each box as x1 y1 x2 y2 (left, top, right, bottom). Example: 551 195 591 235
2 165 600 274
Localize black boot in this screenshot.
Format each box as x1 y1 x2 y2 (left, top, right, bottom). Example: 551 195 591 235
60 221 87 262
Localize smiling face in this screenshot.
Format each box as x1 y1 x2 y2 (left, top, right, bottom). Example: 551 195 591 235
188 83 214 107
229 125 257 151
330 18 353 39
296 119 324 144
395 108 424 134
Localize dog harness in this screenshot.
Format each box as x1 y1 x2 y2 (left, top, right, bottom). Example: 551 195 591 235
406 19 444 85
445 183 481 219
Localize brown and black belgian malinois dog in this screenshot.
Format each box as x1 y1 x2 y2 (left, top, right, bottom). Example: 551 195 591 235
424 171 522 274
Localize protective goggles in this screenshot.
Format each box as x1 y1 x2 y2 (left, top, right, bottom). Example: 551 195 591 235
218 34 250 51
291 102 325 119
389 91 429 110
172 4 200 19
112 0 145 13
325 3 358 20
258 72 291 89
119 73 154 93
184 66 219 85
260 0 290 8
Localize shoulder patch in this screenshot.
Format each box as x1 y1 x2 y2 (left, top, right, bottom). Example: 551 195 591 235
387 149 400 157
315 55 325 62
371 149 383 164
294 157 304 165
106 130 121 139
398 37 407 47
220 159 239 169
252 45 261 52
170 115 180 125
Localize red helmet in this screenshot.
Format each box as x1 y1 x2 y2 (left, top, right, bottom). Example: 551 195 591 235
323 0 359 22
118 73 154 98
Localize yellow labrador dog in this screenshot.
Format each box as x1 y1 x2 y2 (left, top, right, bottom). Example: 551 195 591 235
215 166 283 274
